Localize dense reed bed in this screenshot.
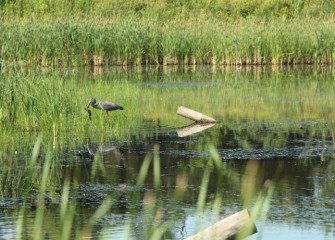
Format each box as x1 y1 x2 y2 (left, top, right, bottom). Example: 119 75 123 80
1 16 335 66
1 0 335 66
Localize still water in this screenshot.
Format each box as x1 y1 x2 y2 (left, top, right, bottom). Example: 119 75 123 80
0 66 335 239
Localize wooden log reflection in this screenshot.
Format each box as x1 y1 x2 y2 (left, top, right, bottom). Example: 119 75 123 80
177 122 217 137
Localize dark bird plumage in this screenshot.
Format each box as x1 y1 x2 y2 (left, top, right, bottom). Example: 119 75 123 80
85 98 123 118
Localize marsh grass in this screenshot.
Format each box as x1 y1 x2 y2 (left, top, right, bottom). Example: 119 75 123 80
1 66 335 151
1 16 335 66
1 0 335 67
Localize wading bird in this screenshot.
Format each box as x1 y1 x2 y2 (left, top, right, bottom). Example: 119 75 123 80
85 98 123 119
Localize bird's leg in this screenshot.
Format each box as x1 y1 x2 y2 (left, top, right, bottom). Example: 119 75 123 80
105 111 109 116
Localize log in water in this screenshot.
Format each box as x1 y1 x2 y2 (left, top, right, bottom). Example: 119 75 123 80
176 122 217 137
185 209 257 240
177 106 218 123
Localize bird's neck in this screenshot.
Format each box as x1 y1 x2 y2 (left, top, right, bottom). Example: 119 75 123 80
91 103 101 110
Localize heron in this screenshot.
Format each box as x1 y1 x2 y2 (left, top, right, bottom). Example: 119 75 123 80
85 98 124 118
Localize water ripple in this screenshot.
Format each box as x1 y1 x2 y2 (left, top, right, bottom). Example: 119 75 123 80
159 146 334 160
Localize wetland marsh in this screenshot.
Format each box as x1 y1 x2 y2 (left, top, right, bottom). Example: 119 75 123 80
0 66 334 239
2 1 335 239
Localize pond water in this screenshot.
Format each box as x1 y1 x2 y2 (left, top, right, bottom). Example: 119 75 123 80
0 66 335 239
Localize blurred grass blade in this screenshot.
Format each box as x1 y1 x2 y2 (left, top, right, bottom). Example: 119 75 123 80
153 144 161 189
30 134 42 166
136 153 152 187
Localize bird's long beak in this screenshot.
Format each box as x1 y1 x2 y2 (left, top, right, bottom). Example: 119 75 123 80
85 99 92 110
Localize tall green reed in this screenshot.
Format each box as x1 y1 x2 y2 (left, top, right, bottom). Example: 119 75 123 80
1 16 335 67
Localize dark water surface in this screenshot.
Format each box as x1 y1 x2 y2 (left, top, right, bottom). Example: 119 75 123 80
1 67 335 239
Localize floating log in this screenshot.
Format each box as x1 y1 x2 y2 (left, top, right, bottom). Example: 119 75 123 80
185 209 257 240
177 122 217 137
177 106 217 123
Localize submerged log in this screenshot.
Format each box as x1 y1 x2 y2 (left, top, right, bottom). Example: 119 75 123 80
185 209 257 240
177 122 217 137
177 106 217 123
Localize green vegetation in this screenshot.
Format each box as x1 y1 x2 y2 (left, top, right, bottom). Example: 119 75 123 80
1 1 335 236
1 0 335 66
0 0 334 19
1 66 335 144
1 66 335 238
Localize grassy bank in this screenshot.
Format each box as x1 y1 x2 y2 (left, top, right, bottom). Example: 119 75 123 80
1 1 335 66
